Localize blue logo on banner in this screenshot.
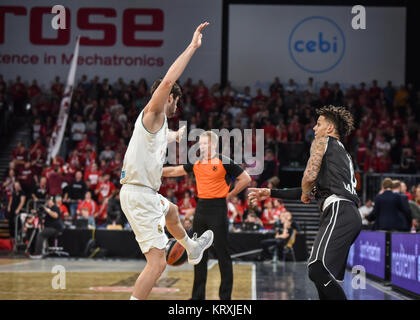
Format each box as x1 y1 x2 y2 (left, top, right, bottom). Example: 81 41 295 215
289 16 345 73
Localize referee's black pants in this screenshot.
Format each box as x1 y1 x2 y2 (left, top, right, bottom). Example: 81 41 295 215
191 198 233 300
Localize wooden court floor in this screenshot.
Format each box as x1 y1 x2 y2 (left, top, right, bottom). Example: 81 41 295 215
0 258 254 300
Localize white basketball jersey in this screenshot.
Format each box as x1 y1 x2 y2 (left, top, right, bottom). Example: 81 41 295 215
120 110 168 191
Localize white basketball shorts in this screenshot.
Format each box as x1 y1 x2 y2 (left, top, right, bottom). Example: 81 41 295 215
120 184 170 254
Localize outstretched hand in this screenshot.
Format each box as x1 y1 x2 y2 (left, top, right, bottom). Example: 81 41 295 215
191 22 210 49
248 188 271 206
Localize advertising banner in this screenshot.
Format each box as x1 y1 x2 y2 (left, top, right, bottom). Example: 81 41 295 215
347 231 387 279
0 0 222 87
391 233 420 296
229 5 406 92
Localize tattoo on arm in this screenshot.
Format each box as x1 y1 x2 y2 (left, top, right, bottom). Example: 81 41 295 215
303 136 328 183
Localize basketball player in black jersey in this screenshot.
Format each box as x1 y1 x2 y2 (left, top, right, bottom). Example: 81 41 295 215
249 105 361 300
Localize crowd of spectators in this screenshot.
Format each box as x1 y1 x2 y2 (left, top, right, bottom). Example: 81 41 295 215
0 74 420 239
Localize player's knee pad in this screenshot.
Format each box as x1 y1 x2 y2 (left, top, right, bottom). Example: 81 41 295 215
308 261 330 284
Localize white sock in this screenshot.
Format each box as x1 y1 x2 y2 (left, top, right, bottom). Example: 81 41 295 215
177 234 196 253
130 296 139 300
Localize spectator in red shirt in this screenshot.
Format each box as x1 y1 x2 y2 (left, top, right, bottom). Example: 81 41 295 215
55 195 70 221
29 138 46 158
11 141 27 173
84 162 101 191
376 152 392 173
262 118 277 140
82 145 97 171
109 152 123 180
95 174 116 203
28 80 41 99
76 133 93 153
177 190 196 220
275 121 288 143
76 191 97 217
254 88 267 103
260 199 277 229
102 126 119 149
30 148 45 177
227 196 244 224
95 197 109 226
47 166 63 197
363 149 377 173
68 149 82 170
287 115 302 142
51 76 64 99
18 161 37 197
2 169 16 201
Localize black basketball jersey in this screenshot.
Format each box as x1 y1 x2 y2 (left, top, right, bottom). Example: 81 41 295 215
314 136 360 209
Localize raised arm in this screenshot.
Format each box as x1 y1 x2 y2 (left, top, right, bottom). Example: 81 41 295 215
143 22 209 131
162 165 188 177
301 136 328 203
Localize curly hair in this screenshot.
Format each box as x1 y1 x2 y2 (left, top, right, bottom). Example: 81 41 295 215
316 105 355 139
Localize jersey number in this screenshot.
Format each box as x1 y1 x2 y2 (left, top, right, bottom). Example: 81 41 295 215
344 154 357 195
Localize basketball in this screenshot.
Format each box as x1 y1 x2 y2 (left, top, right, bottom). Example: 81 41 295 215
166 238 188 266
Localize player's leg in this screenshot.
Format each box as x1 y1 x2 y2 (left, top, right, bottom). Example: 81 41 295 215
308 201 362 300
164 200 214 265
131 247 167 300
308 260 347 300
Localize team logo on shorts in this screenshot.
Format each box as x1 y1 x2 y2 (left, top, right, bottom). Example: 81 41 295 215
158 225 163 233
212 166 217 171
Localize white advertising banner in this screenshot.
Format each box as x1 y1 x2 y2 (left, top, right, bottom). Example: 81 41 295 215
228 5 406 92
47 37 80 164
0 0 222 88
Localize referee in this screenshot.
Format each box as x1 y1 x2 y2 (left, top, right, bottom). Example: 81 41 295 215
163 131 251 300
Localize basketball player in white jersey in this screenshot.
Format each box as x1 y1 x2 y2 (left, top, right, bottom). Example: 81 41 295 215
119 22 214 300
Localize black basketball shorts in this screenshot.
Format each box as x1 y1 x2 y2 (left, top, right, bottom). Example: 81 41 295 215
308 200 362 281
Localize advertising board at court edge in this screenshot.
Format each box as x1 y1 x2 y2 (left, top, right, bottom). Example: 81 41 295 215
0 0 222 86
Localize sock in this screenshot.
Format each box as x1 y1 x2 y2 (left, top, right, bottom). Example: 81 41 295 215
177 233 196 253
130 296 139 300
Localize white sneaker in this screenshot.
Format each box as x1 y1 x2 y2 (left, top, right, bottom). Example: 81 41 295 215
187 230 214 265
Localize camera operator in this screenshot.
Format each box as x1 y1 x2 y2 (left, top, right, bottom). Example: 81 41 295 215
30 197 64 259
